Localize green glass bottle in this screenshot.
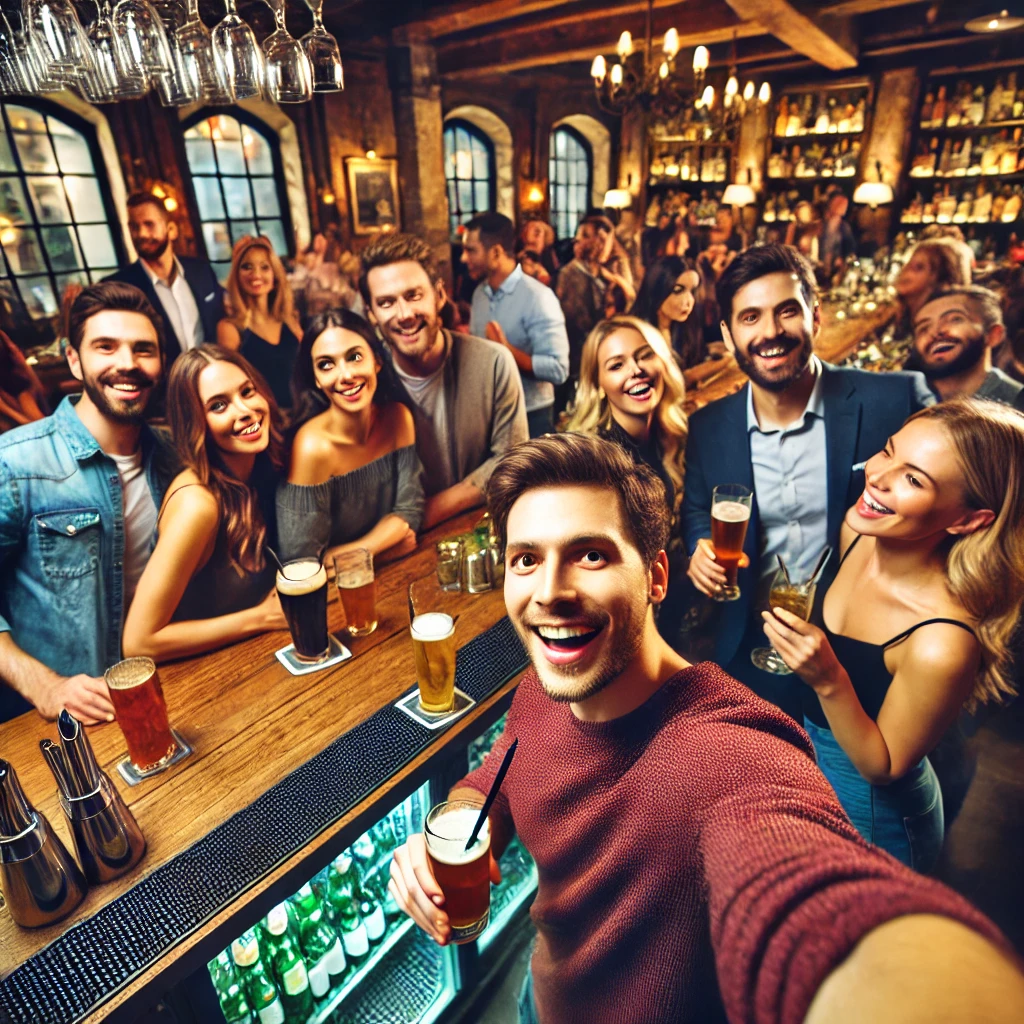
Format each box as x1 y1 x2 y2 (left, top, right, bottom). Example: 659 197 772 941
231 932 285 1024
299 908 348 997
351 832 377 871
289 883 321 927
323 852 358 932
357 882 386 945
336 892 370 964
264 904 314 1022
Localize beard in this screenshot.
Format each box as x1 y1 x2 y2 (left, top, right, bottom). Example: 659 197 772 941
379 304 444 360
733 328 814 392
904 331 987 381
81 368 155 424
135 234 171 260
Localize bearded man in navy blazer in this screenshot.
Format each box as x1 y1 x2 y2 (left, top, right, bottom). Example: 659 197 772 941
105 193 225 366
682 244 934 719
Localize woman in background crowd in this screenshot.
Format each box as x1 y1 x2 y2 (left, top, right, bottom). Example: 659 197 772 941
631 255 705 370
763 400 1024 872
566 315 687 517
518 218 560 284
218 236 303 411
123 346 286 661
894 238 972 340
277 309 423 566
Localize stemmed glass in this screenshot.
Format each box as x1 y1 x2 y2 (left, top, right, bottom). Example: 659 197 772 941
750 564 817 675
212 0 264 101
113 0 173 78
301 0 343 92
81 1 148 103
177 0 231 101
0 11 26 95
152 4 201 106
24 0 96 85
262 0 312 103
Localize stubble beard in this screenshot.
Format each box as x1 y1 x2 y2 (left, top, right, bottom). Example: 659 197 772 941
733 329 814 392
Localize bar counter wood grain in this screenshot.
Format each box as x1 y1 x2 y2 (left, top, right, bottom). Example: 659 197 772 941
0 508 519 1020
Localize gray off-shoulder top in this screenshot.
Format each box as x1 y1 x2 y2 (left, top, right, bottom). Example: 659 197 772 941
276 444 425 561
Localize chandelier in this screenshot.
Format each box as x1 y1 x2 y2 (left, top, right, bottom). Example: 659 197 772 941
590 0 770 137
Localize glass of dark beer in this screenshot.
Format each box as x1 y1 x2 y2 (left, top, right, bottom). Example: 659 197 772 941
710 484 752 602
276 558 330 663
751 565 817 674
424 798 491 944
334 548 377 638
105 657 178 773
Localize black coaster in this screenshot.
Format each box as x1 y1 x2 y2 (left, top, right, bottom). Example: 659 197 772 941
275 634 351 675
394 688 476 730
115 730 194 787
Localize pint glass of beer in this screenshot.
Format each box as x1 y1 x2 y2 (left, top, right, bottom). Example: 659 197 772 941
411 612 456 713
277 558 330 663
334 549 377 638
105 657 178 773
711 484 752 602
424 799 491 944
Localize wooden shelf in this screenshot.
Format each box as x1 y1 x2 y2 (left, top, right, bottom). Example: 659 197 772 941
908 171 1024 182
770 130 865 141
766 175 858 183
917 119 1024 134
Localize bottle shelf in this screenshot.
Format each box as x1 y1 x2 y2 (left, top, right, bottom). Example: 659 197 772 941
771 129 864 141
766 174 858 183
908 170 1024 181
917 118 1024 134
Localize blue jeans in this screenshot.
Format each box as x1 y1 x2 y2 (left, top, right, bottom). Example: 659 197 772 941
518 967 540 1024
805 717 944 872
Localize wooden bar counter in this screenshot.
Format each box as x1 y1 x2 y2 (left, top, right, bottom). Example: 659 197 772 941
0 509 521 1022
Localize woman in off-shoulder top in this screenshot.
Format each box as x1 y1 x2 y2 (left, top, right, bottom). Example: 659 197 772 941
277 309 424 565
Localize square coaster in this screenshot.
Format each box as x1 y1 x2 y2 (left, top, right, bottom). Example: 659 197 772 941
395 688 476 730
275 634 352 676
116 729 194 787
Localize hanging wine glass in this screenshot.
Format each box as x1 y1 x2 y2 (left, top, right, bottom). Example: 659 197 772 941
113 0 173 79
177 0 231 101
212 0 264 101
24 0 96 82
82 1 148 104
0 11 26 96
300 0 343 92
150 3 200 106
262 0 312 103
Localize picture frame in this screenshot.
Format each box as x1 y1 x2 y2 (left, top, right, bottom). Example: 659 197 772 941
345 157 401 236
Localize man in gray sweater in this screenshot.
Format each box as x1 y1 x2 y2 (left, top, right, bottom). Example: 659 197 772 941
361 234 528 529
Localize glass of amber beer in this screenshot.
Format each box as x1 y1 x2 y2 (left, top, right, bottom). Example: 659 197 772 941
334 549 378 637
710 484 752 602
411 611 456 714
424 799 491 944
751 565 817 675
105 657 178 773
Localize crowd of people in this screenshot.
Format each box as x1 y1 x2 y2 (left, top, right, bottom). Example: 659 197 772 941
2 190 1024 1021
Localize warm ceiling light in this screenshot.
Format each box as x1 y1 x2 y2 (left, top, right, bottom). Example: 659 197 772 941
663 27 679 58
743 80 755 102
758 81 772 104
591 54 607 82
692 45 709 72
658 61 669 79
365 149 377 160
852 181 894 208
617 31 633 59
527 185 545 204
151 184 166 199
965 7 1024 31
322 189 336 205
603 188 632 209
163 197 178 212
611 63 624 86
721 183 757 207
702 85 715 108
725 75 739 97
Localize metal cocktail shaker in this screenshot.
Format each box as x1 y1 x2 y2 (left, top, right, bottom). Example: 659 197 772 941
0 758 87 928
40 711 146 886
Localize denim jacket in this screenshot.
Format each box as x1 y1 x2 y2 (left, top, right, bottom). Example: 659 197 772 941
0 397 176 716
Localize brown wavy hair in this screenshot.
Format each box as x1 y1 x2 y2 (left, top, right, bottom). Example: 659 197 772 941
906 398 1024 710
166 345 285 574
225 235 295 332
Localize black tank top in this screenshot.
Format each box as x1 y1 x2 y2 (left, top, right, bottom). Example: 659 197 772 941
239 323 299 410
805 535 975 728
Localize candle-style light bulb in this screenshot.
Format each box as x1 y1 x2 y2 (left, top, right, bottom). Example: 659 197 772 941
743 80 755 102
658 60 669 80
663 27 680 58
692 45 709 72
758 81 771 104
617 30 632 60
725 75 738 97
702 85 715 108
610 63 624 87
591 54 607 82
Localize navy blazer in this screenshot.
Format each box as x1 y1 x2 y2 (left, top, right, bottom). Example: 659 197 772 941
104 257 225 364
681 362 935 668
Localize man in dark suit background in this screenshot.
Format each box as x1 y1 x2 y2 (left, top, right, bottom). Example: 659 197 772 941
682 244 934 719
105 193 224 366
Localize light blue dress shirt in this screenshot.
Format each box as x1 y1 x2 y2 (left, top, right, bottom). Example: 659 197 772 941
746 358 829 592
470 264 569 412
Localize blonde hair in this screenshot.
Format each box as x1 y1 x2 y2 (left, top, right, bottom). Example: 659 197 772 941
907 398 1024 710
225 235 295 331
566 315 687 512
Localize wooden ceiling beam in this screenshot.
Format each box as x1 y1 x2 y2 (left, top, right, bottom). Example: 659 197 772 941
818 0 925 14
725 0 858 69
405 0 575 37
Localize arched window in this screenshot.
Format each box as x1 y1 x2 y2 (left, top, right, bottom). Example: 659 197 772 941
182 111 292 282
0 100 121 343
549 126 592 241
444 119 495 239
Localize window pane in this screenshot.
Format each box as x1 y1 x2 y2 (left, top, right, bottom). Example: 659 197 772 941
215 139 246 175
216 115 242 141
472 143 489 179
252 178 280 217
193 177 225 220
444 129 454 164
458 180 473 213
212 261 231 283
257 219 286 256
185 137 217 174
26 177 72 224
13 132 57 173
19 275 58 318
55 270 89 300
222 177 254 219
48 120 94 174
64 176 106 222
4 227 46 274
554 130 566 158
0 246 6 275
474 181 489 212
243 127 273 175
42 226 83 271
88 268 117 283
203 221 232 261
0 177 31 223
76 223 116 268
229 220 257 243
0 132 15 173
7 106 47 134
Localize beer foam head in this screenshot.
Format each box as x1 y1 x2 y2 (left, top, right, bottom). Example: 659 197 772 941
712 500 751 523
411 611 454 641
276 558 327 595
425 806 490 864
105 656 156 690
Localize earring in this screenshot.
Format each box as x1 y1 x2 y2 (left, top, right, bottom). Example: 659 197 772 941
598 386 606 400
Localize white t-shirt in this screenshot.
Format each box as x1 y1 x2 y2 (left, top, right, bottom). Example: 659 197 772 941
392 361 454 490
108 451 158 612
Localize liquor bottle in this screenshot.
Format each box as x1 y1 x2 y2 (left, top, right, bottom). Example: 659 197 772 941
971 183 993 223
232 933 286 1024
264 905 314 1023
814 95 829 134
763 194 777 222
851 96 866 133
787 98 802 137
801 94 815 133
988 78 1004 123
1000 129 1020 175
932 85 948 128
336 893 370 964
992 185 1010 223
967 84 986 126
920 91 935 127
351 833 377 872
358 882 387 945
289 883 321 929
1003 185 1023 223
775 96 789 137
966 137 982 176
299 909 347 998
937 186 957 223
768 147 785 179
954 190 971 223
938 138 952 176
322 852 358 931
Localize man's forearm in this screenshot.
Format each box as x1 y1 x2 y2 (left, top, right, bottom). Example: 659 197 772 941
807 915 1024 1024
0 632 58 706
422 482 485 530
505 341 533 375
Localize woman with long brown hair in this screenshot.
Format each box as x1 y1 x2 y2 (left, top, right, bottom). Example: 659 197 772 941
122 345 287 661
762 399 1024 871
217 235 303 410
894 239 972 341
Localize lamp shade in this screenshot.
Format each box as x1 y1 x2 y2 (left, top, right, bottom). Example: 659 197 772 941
852 181 894 208
721 183 757 207
603 188 633 209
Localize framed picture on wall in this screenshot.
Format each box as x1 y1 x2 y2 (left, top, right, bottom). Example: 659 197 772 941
345 157 401 236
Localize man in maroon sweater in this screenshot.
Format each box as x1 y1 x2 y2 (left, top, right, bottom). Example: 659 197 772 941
389 433 1024 1023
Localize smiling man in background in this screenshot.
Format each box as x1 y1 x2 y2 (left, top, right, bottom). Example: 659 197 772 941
682 244 933 719
0 282 176 725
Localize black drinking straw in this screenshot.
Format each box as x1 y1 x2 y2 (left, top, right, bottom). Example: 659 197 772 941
465 738 518 852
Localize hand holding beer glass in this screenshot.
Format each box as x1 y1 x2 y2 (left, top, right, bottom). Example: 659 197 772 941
710 484 752 602
105 657 178 774
334 549 377 638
